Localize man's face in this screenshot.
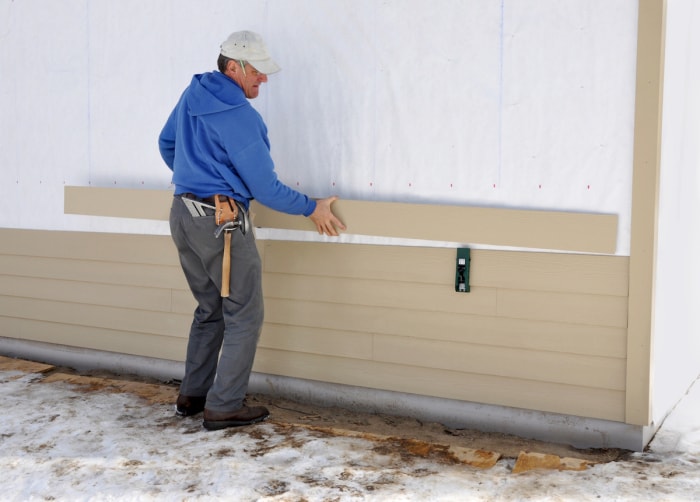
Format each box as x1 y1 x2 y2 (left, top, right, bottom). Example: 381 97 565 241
228 61 268 99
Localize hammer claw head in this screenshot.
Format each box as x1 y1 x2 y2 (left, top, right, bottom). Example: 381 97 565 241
214 221 238 238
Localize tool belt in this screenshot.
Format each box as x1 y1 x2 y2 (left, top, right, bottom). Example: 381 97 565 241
179 193 249 298
179 194 248 235
214 195 239 226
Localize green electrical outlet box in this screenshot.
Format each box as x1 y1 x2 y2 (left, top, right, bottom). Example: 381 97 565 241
455 248 470 293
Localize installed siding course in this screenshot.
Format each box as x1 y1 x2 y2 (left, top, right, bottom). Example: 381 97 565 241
0 227 627 422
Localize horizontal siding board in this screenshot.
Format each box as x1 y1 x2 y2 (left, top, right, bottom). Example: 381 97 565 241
171 289 196 315
472 251 629 296
264 299 626 358
372 335 626 391
253 349 625 421
0 229 177 266
0 317 187 361
262 272 498 316
260 324 373 359
262 272 627 328
411 318 627 359
264 298 428 338
64 186 618 253
0 254 187 290
0 275 174 313
64 186 173 221
256 200 618 254
498 290 629 328
262 241 452 284
0 296 190 339
262 241 628 296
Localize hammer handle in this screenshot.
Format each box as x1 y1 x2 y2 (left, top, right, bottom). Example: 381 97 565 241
221 231 232 297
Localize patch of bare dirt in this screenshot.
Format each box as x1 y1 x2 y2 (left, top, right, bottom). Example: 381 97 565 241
28 361 629 465
246 393 627 464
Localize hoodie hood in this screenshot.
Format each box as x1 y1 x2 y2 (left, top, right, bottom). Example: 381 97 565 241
186 71 248 116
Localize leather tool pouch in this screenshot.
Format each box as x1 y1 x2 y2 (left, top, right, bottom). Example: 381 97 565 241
214 195 239 226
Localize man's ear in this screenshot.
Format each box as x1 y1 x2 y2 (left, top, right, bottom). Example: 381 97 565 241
226 59 237 75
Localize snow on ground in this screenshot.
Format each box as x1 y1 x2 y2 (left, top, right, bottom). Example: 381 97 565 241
1 368 700 501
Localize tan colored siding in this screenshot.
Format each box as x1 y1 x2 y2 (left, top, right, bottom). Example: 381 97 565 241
253 350 625 421
626 0 666 425
252 200 618 254
259 240 627 421
1 227 628 422
64 186 618 254
0 317 186 361
0 229 189 361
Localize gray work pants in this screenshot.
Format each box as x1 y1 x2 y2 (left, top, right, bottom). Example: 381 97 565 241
169 196 264 412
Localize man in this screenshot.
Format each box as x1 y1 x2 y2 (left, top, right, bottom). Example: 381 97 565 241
158 30 345 431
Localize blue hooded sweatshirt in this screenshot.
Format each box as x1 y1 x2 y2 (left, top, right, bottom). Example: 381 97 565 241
158 71 316 216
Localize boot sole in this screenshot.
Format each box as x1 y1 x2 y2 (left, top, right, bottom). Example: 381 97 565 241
203 413 269 431
174 405 205 417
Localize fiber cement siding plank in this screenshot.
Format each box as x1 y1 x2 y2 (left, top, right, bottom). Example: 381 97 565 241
264 299 626 358
264 298 462 340
261 272 498 315
262 241 453 285
171 289 197 315
259 324 373 359
372 335 626 391
0 317 187 361
457 319 627 358
0 296 190 339
64 186 617 254
0 229 177 266
0 255 187 290
253 349 625 422
64 186 173 221
498 290 629 328
262 241 627 296
472 251 629 297
0 275 174 313
254 201 617 254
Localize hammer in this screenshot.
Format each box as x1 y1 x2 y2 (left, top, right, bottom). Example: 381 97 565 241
215 221 239 298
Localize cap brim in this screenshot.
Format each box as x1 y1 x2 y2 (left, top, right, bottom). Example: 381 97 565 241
248 58 281 75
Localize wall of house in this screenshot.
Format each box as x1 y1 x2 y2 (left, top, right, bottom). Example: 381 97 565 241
1 183 635 452
652 0 700 426
1 1 674 451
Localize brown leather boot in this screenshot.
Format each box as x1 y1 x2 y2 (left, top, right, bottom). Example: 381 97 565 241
203 405 270 430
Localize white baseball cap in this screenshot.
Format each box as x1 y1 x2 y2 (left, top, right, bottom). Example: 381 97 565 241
220 31 281 75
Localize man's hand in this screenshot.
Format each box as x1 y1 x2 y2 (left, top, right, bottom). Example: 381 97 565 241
309 196 346 236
